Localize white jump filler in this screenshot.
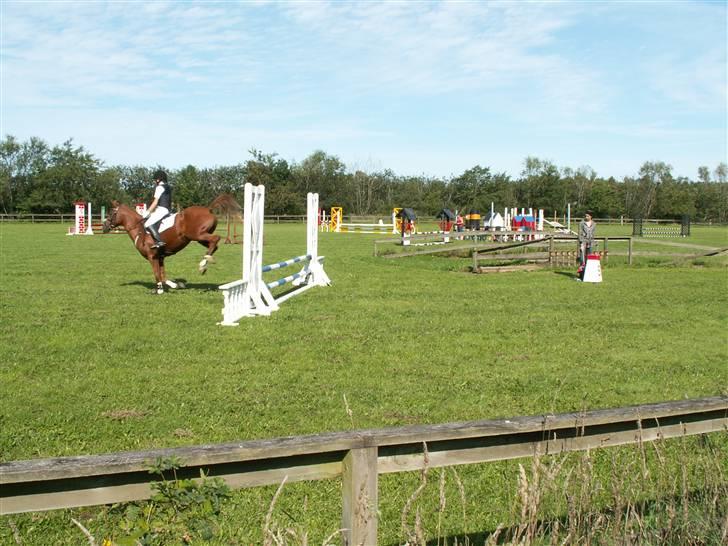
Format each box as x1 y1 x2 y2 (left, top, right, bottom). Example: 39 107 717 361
218 183 330 325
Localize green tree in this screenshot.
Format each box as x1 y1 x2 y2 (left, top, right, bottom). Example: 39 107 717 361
0 135 22 213
89 167 126 211
449 165 493 212
697 166 711 184
244 149 296 214
0 135 51 213
117 166 156 204
174 165 206 208
520 157 563 212
291 150 347 207
22 139 101 213
634 161 673 218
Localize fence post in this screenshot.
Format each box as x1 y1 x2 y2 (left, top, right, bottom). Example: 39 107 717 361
628 237 633 265
341 446 378 546
548 236 554 267
603 238 608 264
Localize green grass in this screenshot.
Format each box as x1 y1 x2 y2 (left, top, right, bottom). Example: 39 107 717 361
1 222 727 544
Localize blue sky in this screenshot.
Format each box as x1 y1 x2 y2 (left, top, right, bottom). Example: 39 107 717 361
2 1 726 179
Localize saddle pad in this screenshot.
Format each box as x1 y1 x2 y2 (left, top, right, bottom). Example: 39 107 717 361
159 213 177 233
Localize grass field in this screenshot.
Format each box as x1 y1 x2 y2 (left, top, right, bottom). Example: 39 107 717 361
1 221 727 544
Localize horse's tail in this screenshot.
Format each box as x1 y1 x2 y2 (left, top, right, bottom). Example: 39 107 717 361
208 193 242 214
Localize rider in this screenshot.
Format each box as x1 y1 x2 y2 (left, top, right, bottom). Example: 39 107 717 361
144 170 172 249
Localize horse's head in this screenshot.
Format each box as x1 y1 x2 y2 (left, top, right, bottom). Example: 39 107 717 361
103 200 121 233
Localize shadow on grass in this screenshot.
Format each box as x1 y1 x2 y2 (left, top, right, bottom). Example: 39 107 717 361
121 280 221 292
552 270 579 280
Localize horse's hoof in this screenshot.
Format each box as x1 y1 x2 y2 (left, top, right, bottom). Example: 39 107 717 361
199 259 208 274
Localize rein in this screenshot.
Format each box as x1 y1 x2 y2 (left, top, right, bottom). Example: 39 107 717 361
112 206 148 250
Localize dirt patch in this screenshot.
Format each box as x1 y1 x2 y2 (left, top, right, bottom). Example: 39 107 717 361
101 409 149 421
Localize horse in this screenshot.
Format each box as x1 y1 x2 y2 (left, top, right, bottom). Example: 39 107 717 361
103 199 224 294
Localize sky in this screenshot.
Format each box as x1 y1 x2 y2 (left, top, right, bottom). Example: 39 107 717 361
1 0 726 180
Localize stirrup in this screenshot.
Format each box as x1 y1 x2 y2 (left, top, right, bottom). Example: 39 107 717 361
151 241 166 249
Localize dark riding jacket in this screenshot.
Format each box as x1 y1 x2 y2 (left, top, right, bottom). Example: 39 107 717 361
157 182 172 211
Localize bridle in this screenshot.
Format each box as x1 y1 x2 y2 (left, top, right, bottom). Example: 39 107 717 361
104 205 145 234
103 206 119 233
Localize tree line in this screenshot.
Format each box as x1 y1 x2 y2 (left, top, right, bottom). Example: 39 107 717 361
2 135 727 221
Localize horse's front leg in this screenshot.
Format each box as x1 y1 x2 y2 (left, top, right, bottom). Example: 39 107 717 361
158 257 184 290
149 256 165 295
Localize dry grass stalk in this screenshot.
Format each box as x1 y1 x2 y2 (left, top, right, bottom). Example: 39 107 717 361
263 475 288 546
451 466 468 530
414 507 426 546
7 519 22 545
401 442 430 545
70 518 97 546
548 519 559 546
636 417 650 482
436 468 447 546
343 394 354 429
681 438 690 525
321 528 346 546
484 523 503 546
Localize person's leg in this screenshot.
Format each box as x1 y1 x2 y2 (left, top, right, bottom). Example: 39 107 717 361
578 242 587 279
144 210 167 248
146 222 165 248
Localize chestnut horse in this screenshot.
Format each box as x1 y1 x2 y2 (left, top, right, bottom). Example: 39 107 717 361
103 200 222 294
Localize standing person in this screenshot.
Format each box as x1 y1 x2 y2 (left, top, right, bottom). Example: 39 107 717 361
578 210 596 277
455 212 465 232
144 170 172 249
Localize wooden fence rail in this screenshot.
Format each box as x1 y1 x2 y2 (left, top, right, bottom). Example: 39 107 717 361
1 396 726 545
376 235 634 265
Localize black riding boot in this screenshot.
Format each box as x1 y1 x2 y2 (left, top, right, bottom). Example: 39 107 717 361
147 223 166 249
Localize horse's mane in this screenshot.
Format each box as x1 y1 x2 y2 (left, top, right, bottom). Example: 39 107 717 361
117 202 141 217
208 194 242 214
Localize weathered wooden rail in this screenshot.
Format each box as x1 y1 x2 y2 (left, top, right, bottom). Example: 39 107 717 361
375 234 634 264
1 396 726 545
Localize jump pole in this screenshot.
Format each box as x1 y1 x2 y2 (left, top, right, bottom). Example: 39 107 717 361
85 202 94 235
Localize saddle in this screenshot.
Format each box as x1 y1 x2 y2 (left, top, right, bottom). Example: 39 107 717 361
155 213 177 233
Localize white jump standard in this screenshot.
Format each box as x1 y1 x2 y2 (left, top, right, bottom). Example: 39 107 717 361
219 184 330 325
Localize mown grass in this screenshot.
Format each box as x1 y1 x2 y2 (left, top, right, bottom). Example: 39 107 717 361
0 222 726 544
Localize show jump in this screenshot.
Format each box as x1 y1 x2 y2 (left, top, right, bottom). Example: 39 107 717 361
218 183 330 325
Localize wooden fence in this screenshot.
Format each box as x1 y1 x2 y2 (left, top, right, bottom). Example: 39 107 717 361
1 396 726 545
473 236 633 270
375 234 634 265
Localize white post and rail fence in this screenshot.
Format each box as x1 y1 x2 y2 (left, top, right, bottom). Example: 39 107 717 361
1 396 726 545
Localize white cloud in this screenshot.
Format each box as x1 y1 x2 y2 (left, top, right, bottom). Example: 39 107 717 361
648 48 727 111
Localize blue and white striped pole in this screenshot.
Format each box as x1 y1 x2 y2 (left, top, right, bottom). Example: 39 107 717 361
262 254 311 273
266 270 307 289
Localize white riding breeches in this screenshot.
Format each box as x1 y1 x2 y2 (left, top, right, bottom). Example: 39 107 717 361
144 207 169 228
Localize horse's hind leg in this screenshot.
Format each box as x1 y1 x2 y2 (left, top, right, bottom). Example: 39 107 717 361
197 233 221 274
